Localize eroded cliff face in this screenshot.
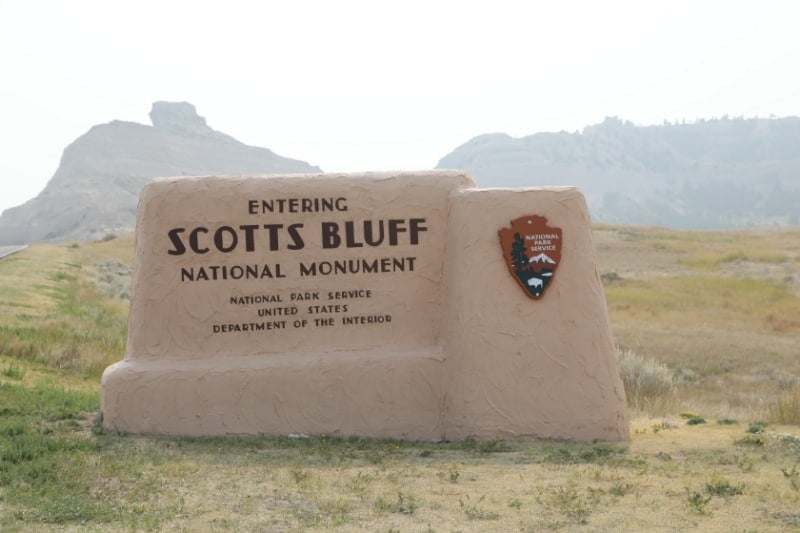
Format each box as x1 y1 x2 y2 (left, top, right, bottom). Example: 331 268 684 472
437 117 800 229
0 102 321 244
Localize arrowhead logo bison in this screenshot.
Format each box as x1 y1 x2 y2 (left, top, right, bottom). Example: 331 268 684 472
498 215 562 299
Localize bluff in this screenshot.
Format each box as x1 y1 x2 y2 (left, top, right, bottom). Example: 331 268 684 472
0 102 320 244
437 116 800 228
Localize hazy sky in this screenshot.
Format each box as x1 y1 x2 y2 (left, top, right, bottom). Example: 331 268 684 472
1 0 799 215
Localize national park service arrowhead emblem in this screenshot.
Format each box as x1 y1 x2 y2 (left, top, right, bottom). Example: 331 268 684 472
499 215 562 299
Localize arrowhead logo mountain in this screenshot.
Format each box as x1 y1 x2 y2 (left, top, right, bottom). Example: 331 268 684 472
498 215 563 299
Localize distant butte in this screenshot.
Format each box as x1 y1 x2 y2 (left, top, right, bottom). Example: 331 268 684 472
0 102 321 245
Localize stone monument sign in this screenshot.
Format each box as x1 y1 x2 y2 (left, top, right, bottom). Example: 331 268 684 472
102 171 629 441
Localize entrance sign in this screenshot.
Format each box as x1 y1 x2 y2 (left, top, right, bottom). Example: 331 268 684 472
102 171 629 441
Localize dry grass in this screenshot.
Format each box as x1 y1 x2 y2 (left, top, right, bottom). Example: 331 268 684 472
596 225 800 421
768 386 800 425
2 227 800 531
0 245 69 325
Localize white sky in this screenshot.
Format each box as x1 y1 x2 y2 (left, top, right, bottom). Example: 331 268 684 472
1 0 799 215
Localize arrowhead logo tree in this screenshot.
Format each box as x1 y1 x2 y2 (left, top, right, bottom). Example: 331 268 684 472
498 215 563 299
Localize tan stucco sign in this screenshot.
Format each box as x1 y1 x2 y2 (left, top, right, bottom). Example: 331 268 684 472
102 171 628 441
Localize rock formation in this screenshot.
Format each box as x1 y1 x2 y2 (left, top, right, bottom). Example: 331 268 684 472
0 102 320 244
437 116 800 228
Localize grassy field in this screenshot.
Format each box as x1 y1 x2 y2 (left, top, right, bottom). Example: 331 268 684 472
1 228 799 531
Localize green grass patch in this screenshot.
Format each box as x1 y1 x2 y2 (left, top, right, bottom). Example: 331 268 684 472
0 379 107 524
522 441 632 466
681 250 790 271
611 226 737 245
0 380 97 420
0 265 126 378
0 377 188 529
605 274 800 332
1 362 25 379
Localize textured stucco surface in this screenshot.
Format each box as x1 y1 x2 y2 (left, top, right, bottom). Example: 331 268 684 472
102 171 628 441
441 187 629 441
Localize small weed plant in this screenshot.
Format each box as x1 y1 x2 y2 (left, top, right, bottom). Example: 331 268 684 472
685 487 712 515
374 492 417 515
734 434 765 447
545 485 592 524
781 465 800 491
437 466 460 484
609 482 634 497
459 495 500 521
1 362 25 379
705 476 745 496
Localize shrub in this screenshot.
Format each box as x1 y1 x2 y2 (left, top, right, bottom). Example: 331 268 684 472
684 487 712 515
705 476 744 496
616 346 677 414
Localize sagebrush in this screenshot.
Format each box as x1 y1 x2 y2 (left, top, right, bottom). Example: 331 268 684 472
616 346 677 414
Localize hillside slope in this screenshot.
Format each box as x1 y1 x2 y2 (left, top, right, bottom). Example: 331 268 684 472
437 117 800 228
0 102 321 244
